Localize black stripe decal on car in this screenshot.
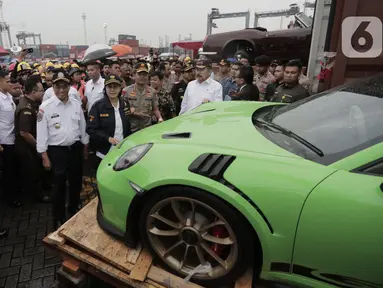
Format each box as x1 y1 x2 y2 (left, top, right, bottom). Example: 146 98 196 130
189 153 274 234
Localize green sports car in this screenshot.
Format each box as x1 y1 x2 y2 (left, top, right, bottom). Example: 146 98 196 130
96 75 383 287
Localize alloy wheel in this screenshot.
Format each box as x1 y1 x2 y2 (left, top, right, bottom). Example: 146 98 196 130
146 197 238 280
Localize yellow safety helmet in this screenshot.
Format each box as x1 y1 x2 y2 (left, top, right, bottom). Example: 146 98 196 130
63 62 70 69
45 62 54 68
54 64 63 69
71 63 80 69
17 61 32 72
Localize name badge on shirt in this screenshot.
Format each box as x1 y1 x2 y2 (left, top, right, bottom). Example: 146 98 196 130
51 113 59 119
100 114 109 117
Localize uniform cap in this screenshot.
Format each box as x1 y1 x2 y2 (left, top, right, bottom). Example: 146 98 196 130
52 69 71 84
135 62 149 73
195 59 212 69
68 67 80 76
182 63 194 72
104 75 123 86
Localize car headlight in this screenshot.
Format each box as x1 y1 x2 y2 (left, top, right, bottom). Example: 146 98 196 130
113 143 153 171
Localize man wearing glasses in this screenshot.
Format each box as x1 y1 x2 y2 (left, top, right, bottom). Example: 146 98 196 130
179 59 223 115
15 76 51 203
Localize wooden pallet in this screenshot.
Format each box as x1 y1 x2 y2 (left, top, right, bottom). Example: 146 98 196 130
43 198 253 288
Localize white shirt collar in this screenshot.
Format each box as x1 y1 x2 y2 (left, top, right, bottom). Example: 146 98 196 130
0 91 10 100
92 76 103 85
53 95 71 106
198 77 212 85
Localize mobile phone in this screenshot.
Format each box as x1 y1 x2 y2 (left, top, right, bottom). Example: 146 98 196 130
23 48 34 54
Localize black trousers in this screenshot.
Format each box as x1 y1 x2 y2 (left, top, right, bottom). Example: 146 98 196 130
48 142 83 222
15 142 44 200
0 144 18 203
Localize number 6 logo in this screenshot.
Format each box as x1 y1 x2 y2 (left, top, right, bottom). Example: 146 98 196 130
342 17 382 58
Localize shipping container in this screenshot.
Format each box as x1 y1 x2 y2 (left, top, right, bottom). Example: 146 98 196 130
57 48 70 57
139 47 149 55
56 44 69 49
132 47 139 54
119 39 139 47
40 44 57 52
118 34 137 41
26 44 39 49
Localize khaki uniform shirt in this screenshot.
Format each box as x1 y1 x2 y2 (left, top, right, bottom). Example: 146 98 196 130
123 84 159 132
272 83 310 103
253 72 275 101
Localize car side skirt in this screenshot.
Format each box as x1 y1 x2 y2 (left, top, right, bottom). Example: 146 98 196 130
267 263 382 288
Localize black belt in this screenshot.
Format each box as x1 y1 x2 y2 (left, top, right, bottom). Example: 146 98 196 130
48 141 82 150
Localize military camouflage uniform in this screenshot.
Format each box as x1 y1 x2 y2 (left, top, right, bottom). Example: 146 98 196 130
122 84 159 132
253 72 275 101
155 88 176 121
162 76 175 94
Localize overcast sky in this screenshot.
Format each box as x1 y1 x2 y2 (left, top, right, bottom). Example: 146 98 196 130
3 0 311 47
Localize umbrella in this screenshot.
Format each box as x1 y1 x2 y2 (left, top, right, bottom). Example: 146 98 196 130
0 46 9 57
112 44 132 57
81 44 117 64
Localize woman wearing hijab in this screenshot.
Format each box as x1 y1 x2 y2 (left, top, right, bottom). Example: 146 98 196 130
87 75 132 165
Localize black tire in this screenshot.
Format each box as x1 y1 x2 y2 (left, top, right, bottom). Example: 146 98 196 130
139 186 256 287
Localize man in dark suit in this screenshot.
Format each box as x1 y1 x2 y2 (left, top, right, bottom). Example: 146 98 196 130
231 66 259 101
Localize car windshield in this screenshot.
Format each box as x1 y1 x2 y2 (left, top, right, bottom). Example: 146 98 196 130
253 74 383 165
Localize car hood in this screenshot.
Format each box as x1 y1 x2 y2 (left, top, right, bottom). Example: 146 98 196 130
119 101 298 158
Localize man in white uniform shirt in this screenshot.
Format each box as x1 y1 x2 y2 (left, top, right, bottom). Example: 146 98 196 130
179 59 223 115
0 71 20 237
42 85 81 103
37 70 89 229
85 61 104 112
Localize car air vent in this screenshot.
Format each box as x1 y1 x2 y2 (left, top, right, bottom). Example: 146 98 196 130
162 132 192 139
193 108 216 114
189 153 236 180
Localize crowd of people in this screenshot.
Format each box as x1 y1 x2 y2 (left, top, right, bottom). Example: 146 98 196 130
0 51 312 236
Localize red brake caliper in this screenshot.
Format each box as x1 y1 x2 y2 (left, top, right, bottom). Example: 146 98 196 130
210 225 228 256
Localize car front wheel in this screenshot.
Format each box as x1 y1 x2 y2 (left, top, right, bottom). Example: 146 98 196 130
139 186 256 286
